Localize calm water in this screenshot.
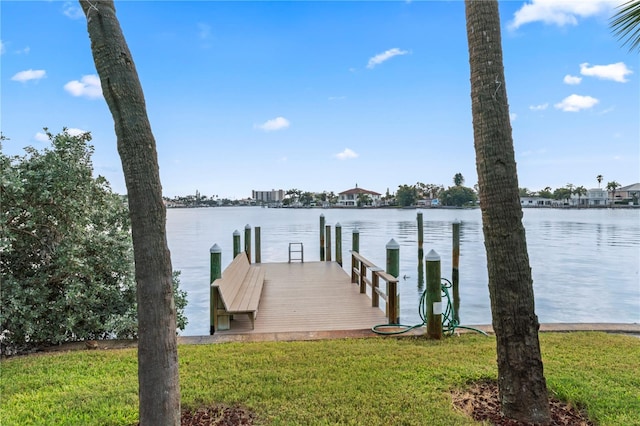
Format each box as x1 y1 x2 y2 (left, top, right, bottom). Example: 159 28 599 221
166 207 640 336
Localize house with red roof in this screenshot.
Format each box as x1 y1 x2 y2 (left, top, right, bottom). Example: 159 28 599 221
337 184 382 207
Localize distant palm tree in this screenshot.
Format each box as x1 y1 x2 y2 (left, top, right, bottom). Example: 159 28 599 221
597 174 603 188
575 186 588 206
611 0 640 53
606 181 621 204
453 173 465 186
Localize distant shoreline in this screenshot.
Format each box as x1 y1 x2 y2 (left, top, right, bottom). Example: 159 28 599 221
166 204 640 210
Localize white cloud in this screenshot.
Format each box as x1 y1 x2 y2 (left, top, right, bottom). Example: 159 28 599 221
66 128 88 136
509 0 615 30
529 103 549 111
335 148 358 160
554 94 599 112
64 74 103 99
367 48 409 69
255 116 290 132
563 74 582 85
11 69 46 82
579 62 633 83
510 113 518 122
34 132 49 142
63 2 84 19
328 96 346 101
0 40 5 55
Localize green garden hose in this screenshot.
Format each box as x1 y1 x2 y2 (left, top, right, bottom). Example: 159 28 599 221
371 278 488 336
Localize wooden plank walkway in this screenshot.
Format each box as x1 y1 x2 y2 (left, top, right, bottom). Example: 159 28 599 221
214 261 388 335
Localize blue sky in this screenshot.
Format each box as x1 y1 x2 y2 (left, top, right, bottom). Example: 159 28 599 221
2 0 638 199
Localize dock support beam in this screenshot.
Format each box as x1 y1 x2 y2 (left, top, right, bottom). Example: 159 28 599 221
209 244 222 335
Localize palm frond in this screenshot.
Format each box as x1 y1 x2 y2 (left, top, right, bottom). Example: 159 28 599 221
611 0 640 53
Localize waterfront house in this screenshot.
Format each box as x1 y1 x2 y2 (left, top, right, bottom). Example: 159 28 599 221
615 183 640 204
520 196 554 207
337 185 382 207
570 188 608 206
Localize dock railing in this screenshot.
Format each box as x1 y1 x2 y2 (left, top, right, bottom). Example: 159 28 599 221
350 250 399 324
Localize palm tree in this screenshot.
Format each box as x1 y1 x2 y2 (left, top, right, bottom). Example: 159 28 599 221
575 186 588 206
606 181 621 204
80 1 180 423
611 0 640 53
453 172 465 186
465 1 550 423
597 174 603 188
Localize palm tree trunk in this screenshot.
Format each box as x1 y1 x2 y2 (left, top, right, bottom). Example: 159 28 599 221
465 1 551 423
79 1 180 424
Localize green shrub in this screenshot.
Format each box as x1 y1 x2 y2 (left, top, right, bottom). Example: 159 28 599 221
0 129 187 355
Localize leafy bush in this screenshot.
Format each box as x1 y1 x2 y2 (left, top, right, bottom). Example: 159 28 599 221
440 185 478 207
0 129 187 354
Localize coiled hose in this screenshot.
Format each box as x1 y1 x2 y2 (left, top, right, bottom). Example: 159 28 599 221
371 278 488 336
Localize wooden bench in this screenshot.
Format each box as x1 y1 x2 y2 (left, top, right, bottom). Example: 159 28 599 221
211 252 265 332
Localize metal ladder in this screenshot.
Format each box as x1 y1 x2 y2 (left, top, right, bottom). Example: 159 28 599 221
288 242 304 263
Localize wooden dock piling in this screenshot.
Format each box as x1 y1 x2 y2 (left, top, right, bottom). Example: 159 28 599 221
255 226 261 264
209 244 222 335
233 230 241 258
320 214 325 261
244 224 251 263
325 225 332 261
386 239 400 324
426 249 443 339
452 220 460 324
336 222 342 266
417 212 424 260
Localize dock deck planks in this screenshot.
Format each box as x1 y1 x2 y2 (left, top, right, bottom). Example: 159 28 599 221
215 261 388 334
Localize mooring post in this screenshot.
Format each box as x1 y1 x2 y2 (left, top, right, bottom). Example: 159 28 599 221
233 230 241 258
351 227 360 283
452 220 460 324
244 224 251 263
209 243 222 335
255 226 261 264
386 238 400 324
335 222 342 266
325 224 332 261
417 211 424 261
426 249 443 339
320 214 325 261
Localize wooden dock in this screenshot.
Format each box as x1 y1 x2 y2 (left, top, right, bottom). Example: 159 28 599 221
214 261 388 335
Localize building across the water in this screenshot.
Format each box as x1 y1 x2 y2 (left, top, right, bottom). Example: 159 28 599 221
337 185 382 207
252 189 285 204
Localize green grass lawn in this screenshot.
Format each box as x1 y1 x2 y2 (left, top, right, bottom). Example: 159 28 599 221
1 332 639 425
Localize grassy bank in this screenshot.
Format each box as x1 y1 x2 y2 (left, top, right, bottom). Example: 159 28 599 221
1 332 639 425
